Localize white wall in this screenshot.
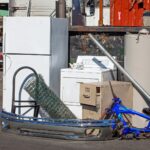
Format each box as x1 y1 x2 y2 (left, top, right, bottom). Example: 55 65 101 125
0 0 9 3
85 7 110 26
10 0 72 16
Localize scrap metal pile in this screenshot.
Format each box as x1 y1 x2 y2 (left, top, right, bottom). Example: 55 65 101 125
0 70 150 140
1 97 150 140
1 34 150 141
0 110 114 140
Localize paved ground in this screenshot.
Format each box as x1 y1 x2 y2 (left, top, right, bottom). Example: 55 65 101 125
0 132 150 150
0 71 150 150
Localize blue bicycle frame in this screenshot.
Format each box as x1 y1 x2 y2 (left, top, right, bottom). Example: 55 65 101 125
109 97 150 137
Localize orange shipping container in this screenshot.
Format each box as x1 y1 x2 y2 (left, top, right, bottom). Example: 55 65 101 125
110 0 150 26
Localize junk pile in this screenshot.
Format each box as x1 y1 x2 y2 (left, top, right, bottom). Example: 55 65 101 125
24 74 76 119
1 34 150 140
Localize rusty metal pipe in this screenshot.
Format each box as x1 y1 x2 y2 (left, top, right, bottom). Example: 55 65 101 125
99 0 103 26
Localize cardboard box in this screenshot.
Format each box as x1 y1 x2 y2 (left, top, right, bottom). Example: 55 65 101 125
80 83 100 106
81 81 133 120
82 105 100 120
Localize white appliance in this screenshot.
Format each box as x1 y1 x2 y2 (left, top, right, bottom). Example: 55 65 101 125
3 17 68 115
124 31 150 127
60 56 117 119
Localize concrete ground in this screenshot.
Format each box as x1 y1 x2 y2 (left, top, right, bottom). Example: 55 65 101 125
0 71 150 150
0 132 150 150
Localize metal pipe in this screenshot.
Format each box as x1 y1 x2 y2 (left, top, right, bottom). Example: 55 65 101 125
99 0 103 26
56 0 59 18
9 0 15 16
58 0 66 18
88 33 150 103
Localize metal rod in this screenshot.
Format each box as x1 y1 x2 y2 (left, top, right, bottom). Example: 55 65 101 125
14 105 39 108
88 33 150 103
14 101 36 103
99 0 103 26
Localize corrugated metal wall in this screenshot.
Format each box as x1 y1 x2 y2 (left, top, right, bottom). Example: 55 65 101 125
10 0 72 16
30 0 54 16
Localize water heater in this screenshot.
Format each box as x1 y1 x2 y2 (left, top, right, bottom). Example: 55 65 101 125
124 29 150 127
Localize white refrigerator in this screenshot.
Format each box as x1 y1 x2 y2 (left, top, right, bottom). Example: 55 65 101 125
3 17 68 114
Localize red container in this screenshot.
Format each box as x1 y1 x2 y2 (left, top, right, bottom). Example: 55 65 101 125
110 0 150 26
144 0 150 9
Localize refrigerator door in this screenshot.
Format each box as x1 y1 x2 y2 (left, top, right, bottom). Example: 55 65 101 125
3 54 50 114
3 17 51 55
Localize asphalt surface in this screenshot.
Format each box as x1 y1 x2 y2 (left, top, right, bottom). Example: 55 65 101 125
0 71 150 150
0 132 150 150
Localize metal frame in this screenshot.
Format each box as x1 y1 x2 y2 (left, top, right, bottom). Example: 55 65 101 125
108 97 150 138
11 66 40 117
